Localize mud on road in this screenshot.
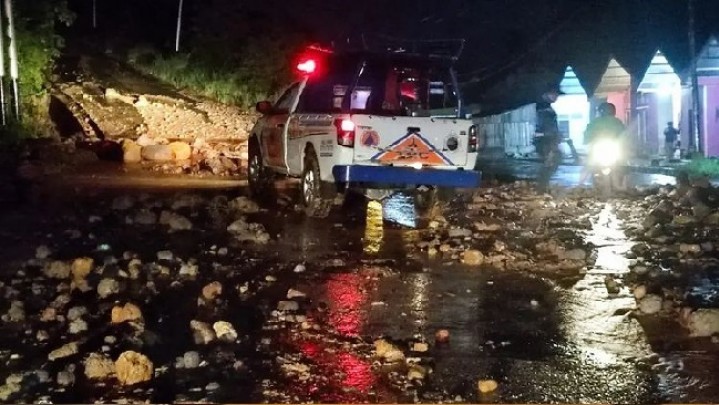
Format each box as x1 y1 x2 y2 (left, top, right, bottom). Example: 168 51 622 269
1 177 719 404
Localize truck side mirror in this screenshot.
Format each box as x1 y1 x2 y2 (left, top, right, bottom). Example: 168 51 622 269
256 101 273 115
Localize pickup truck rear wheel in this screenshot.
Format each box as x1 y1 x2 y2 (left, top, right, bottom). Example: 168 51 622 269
301 151 333 218
248 139 275 200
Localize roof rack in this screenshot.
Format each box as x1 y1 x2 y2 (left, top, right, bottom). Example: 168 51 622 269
360 34 466 62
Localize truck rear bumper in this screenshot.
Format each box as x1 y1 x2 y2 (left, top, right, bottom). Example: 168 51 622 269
332 165 481 189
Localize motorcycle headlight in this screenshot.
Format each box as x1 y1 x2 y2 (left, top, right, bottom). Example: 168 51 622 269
590 138 621 167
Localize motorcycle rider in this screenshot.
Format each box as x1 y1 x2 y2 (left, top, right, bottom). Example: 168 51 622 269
579 102 627 188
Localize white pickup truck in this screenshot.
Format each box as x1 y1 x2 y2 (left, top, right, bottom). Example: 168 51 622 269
248 47 482 218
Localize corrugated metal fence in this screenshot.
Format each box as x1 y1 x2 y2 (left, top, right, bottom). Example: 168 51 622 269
473 104 536 154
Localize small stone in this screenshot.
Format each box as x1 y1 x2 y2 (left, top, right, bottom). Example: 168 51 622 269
43 261 71 279
57 371 75 387
67 306 87 321
159 211 193 231
293 264 306 273
183 351 201 369
190 320 215 344
563 249 587 261
277 301 299 312
156 250 173 261
133 210 158 225
40 307 57 322
111 303 143 324
84 353 115 380
104 336 117 345
605 276 621 295
448 228 472 238
374 339 405 363
69 318 88 334
287 289 306 299
435 329 450 343
71 257 94 280
115 351 153 386
122 139 142 163
684 309 719 337
4 301 25 322
407 365 428 380
679 243 702 255
202 281 223 300
36 245 51 260
212 321 238 342
411 342 429 352
49 342 79 361
478 379 498 394
36 330 50 342
97 278 120 299
206 382 220 391
169 141 192 160
638 294 663 315
112 195 135 211
179 262 199 278
463 250 484 266
633 285 647 301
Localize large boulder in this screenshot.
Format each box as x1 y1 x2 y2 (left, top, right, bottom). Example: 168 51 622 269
141 145 174 162
169 142 192 160
122 140 142 163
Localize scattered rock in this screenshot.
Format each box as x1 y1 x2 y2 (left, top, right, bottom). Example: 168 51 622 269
229 196 260 213
112 195 135 211
277 301 299 312
159 211 193 231
293 264 306 273
463 250 484 266
111 303 143 324
179 262 199 278
3 301 25 322
133 210 158 225
141 145 174 162
115 351 153 386
633 285 647 301
679 243 702 255
202 281 223 301
122 139 143 163
213 321 238 342
97 278 120 299
57 371 75 387
373 339 405 363
183 351 201 369
43 261 71 279
190 320 215 344
36 245 51 260
638 294 663 315
169 141 192 160
287 289 306 299
71 257 94 280
408 365 428 381
683 309 719 337
604 276 621 295
411 342 429 352
157 250 173 261
84 353 115 380
69 318 88 334
477 379 498 394
49 342 79 361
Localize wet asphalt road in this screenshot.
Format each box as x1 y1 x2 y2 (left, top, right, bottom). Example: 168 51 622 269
1 162 719 403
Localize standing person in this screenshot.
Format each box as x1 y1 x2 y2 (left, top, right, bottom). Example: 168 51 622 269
534 87 563 193
663 122 679 159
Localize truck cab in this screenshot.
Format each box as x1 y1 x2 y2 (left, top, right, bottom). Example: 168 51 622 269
248 46 482 218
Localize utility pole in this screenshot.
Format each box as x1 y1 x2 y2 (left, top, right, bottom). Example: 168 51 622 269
92 0 97 29
0 2 6 126
4 0 18 120
688 0 702 155
175 0 184 52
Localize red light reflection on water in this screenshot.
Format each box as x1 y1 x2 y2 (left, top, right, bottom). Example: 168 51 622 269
299 340 375 397
326 273 367 337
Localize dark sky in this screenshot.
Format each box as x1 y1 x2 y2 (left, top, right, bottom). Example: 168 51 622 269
68 0 719 111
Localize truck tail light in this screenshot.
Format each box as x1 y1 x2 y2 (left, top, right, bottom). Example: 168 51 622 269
468 125 478 152
335 119 355 147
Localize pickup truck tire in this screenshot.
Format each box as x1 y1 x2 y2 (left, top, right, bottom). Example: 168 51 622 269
248 138 275 201
301 151 333 218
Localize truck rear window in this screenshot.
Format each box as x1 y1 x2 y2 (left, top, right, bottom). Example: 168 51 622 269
296 57 459 117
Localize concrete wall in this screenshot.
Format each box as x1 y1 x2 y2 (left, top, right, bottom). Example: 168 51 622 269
473 104 536 155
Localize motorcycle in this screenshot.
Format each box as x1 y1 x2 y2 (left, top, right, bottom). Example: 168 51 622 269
586 136 624 196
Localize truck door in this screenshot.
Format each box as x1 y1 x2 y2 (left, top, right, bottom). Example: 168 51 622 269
261 83 301 169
